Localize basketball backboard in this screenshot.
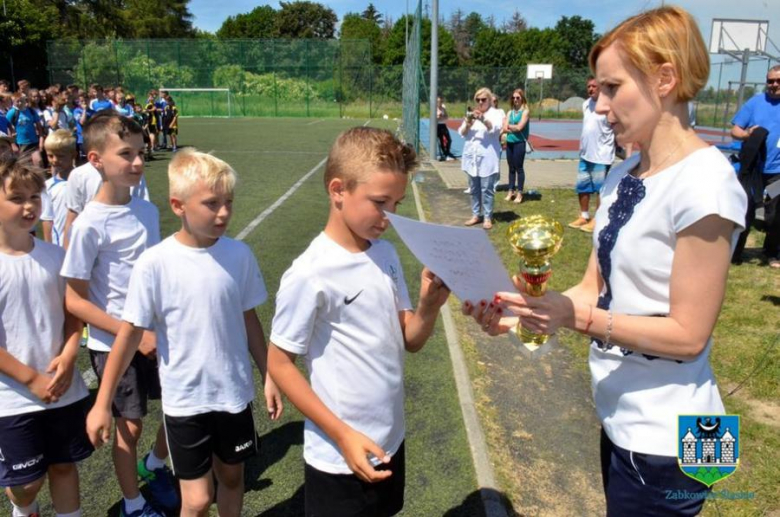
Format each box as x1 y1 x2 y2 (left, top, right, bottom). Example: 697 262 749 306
527 64 553 80
709 19 768 54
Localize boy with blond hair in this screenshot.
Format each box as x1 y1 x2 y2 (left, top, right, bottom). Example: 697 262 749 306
60 114 176 517
87 149 283 516
268 127 450 517
42 129 76 246
0 155 92 517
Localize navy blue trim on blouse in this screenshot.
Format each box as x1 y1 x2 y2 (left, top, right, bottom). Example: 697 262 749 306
591 173 681 362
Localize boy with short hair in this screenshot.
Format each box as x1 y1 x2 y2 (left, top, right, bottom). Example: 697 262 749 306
143 91 158 153
87 149 283 516
62 112 149 249
60 114 177 517
42 129 76 246
0 155 92 517
268 127 450 517
5 94 41 158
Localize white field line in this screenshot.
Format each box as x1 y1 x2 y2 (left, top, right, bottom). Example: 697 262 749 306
234 157 328 241
305 119 324 126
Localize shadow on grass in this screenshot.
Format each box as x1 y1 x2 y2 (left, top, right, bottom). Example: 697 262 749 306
443 488 520 517
761 295 780 306
255 484 305 516
492 210 521 223
245 421 304 493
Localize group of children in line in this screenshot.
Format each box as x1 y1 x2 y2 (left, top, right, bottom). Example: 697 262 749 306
0 108 450 516
0 79 180 170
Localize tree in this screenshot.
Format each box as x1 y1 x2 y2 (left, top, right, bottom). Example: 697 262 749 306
217 5 277 39
274 1 337 39
340 13 384 64
382 15 458 67
361 3 382 25
502 10 527 34
123 0 195 38
554 16 598 68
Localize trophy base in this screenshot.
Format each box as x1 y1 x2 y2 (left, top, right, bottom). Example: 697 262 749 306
509 326 554 357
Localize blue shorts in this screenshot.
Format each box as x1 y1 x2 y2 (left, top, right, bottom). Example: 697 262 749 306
0 399 93 487
600 429 709 516
576 159 608 194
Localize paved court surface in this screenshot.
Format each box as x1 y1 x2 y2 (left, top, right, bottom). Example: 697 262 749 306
421 118 735 161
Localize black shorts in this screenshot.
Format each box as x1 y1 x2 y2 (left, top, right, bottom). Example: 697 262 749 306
304 441 405 517
0 399 93 488
164 404 257 480
90 350 161 420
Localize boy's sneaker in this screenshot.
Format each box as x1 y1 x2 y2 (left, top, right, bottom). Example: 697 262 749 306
120 500 165 517
138 454 179 511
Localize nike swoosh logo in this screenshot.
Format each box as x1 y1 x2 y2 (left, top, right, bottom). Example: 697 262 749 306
344 290 363 305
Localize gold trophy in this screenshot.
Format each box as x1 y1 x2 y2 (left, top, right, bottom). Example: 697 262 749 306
506 215 564 354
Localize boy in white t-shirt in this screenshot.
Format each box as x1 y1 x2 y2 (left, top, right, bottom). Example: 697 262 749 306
87 149 283 516
268 127 450 517
60 113 177 517
61 112 150 249
42 129 76 246
0 156 92 517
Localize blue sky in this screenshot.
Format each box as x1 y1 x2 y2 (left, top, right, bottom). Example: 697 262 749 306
189 0 780 86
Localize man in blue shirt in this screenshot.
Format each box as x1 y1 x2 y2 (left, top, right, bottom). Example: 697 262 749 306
732 65 780 268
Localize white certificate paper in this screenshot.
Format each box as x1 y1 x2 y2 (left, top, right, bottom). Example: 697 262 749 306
386 212 516 302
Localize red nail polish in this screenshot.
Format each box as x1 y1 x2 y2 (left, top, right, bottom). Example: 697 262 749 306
480 301 486 306
493 295 501 304
489 303 494 309
497 308 503 314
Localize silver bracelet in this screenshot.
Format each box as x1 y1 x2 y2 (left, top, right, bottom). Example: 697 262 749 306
605 309 614 346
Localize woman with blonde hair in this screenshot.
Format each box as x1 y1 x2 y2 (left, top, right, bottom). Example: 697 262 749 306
459 87 503 229
502 89 530 203
465 7 746 514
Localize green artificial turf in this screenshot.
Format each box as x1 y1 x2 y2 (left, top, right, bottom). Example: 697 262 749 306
13 117 483 516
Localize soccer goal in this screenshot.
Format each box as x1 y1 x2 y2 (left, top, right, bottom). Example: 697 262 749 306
158 87 233 118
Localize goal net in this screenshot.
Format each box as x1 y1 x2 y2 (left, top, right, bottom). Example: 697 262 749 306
158 87 233 118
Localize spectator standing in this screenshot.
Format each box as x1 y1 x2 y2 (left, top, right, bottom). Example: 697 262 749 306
436 96 455 161
459 87 503 230
569 77 616 233
731 65 780 268
502 88 531 203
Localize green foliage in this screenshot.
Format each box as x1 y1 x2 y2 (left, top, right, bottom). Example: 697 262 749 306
383 15 458 67
340 13 384 64
216 5 277 39
274 1 337 39
554 16 599 68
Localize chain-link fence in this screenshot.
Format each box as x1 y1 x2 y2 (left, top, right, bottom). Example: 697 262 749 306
47 38 776 129
401 0 423 151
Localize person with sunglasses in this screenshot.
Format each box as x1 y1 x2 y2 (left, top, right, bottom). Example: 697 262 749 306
459 87 503 230
502 89 531 203
731 65 780 269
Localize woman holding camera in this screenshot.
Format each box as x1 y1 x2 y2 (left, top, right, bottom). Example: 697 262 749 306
459 87 503 230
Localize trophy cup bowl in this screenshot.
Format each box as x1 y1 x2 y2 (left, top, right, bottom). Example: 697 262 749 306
506 215 564 353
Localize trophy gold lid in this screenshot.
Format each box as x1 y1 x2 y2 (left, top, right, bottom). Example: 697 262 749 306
506 215 564 266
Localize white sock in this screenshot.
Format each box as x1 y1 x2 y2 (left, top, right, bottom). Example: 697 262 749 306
581 211 590 220
146 449 166 471
56 510 82 517
11 502 38 517
124 495 146 513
